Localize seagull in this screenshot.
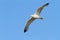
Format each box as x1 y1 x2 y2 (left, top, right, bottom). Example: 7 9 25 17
24 3 49 33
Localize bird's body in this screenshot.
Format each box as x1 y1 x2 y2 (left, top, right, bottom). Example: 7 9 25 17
24 3 49 33
31 14 40 18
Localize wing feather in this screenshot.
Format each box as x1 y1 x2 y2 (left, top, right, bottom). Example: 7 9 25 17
24 17 36 33
36 3 49 15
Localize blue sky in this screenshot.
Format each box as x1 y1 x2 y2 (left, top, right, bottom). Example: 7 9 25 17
0 0 60 40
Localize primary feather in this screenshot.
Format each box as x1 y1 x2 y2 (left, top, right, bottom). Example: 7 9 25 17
24 17 36 33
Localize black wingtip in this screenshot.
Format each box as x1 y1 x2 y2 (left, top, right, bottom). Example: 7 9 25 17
42 3 49 7
24 29 27 33
46 3 49 5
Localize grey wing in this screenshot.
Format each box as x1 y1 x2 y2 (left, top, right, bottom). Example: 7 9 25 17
24 17 36 33
36 3 49 15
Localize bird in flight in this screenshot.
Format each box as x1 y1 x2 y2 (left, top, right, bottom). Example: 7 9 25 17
24 3 49 33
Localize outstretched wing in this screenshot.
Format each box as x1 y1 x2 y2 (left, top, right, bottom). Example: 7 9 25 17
24 17 36 33
35 3 49 15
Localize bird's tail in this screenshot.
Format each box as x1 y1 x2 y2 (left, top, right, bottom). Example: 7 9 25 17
42 3 49 7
